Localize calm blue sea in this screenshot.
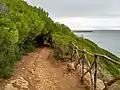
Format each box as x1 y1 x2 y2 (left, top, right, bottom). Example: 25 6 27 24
74 30 120 56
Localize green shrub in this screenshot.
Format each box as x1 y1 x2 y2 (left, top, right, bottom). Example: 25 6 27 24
0 29 19 78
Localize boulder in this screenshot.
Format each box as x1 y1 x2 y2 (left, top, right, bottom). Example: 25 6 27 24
4 84 17 90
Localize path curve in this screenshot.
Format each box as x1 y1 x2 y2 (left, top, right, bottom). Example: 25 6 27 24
0 47 86 90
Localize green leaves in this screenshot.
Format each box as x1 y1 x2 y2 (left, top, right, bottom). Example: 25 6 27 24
0 28 17 78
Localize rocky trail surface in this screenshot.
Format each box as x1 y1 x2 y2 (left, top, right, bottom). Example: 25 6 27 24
0 47 87 90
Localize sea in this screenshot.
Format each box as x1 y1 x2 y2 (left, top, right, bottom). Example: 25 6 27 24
74 30 120 57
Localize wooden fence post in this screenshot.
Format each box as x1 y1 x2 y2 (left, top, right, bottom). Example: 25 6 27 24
103 75 120 90
75 49 79 67
81 58 85 77
71 45 75 62
93 54 99 90
85 58 94 90
81 50 86 78
81 61 95 81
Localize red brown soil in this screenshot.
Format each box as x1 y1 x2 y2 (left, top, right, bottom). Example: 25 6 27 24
0 47 88 90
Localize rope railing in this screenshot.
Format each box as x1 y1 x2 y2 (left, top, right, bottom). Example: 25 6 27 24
71 42 120 90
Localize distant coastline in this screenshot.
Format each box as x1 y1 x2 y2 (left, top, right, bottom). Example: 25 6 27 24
73 30 120 33
72 30 94 33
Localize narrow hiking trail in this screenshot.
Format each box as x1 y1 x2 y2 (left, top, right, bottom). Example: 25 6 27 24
0 47 87 90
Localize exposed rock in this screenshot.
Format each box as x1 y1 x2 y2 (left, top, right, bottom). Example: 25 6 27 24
4 84 17 90
10 77 29 89
76 64 81 71
28 76 32 80
28 69 34 74
67 62 76 71
84 69 91 84
22 68 25 70
96 79 105 90
83 69 105 90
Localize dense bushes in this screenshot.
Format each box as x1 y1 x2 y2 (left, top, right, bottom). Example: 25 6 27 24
0 0 46 78
0 0 120 79
0 28 21 78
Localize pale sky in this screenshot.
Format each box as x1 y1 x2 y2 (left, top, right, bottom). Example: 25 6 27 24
25 0 120 30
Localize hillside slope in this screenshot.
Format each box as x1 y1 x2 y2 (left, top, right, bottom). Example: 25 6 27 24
0 0 120 81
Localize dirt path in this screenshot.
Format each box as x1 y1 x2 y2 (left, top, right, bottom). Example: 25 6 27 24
0 47 87 90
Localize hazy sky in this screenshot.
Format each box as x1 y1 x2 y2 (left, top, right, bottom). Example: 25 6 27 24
26 0 120 30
